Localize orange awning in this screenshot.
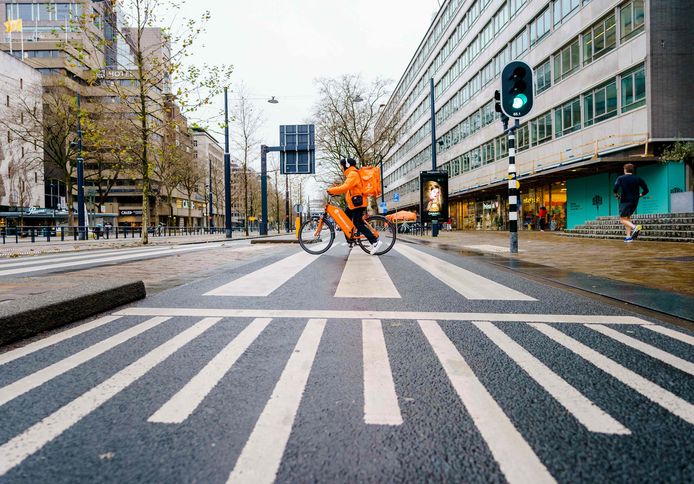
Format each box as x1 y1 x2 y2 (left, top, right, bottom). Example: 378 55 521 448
386 210 416 222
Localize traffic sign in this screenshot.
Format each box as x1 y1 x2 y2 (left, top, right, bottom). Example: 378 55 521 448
280 125 315 175
293 203 303 213
393 193 400 203
379 202 387 214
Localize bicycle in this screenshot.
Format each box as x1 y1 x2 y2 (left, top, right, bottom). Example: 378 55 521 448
298 196 396 256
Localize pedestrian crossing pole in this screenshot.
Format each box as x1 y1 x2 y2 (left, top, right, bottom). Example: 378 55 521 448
506 117 519 254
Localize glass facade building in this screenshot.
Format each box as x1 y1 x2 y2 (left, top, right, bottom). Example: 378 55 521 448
379 0 693 230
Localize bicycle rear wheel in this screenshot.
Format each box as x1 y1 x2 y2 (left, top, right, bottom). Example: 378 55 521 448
298 217 335 255
356 215 396 255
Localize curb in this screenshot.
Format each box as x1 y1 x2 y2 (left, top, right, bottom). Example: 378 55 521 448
399 235 694 323
0 280 146 346
251 238 299 244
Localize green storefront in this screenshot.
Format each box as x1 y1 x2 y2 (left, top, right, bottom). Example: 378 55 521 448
566 161 686 229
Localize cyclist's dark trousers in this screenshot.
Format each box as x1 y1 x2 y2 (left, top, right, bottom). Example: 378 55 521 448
345 207 377 244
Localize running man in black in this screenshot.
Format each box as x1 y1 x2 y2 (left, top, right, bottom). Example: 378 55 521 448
613 163 649 242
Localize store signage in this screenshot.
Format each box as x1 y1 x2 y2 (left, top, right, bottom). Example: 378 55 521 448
97 69 135 79
119 209 143 216
419 171 448 223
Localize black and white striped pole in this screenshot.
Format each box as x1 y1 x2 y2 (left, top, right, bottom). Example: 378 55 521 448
507 117 520 254
498 61 534 255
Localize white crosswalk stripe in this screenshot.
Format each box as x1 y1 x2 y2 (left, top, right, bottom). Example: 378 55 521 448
530 323 694 425
205 250 323 297
362 319 403 425
394 244 535 300
148 318 272 424
473 321 629 435
419 319 555 484
0 317 221 477
0 307 691 482
0 317 171 407
227 318 326 484
641 324 694 346
587 324 694 376
335 249 400 298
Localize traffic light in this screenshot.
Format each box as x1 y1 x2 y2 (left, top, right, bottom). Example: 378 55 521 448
500 61 533 118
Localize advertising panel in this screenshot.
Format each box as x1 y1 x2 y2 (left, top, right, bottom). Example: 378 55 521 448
419 171 448 223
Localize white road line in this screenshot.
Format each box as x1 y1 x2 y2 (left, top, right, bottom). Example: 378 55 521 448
335 250 400 298
0 246 168 269
0 317 221 477
394 244 535 301
419 320 555 484
0 243 225 277
0 317 171 407
115 307 651 325
227 318 326 484
205 251 321 297
642 324 694 346
587 324 694 376
362 319 403 425
472 321 629 435
530 323 694 425
0 315 122 367
149 318 272 424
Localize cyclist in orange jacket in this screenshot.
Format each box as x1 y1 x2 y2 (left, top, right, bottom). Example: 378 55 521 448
327 158 382 255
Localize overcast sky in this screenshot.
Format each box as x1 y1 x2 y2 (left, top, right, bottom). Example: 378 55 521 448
182 0 438 161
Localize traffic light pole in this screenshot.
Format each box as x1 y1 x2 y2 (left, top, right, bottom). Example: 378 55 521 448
505 116 520 254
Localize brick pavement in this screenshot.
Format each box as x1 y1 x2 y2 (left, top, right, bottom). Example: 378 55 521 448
400 230 694 297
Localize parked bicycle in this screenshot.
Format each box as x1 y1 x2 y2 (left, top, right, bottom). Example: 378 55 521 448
298 196 396 255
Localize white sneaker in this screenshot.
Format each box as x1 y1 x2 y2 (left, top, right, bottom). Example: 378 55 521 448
369 240 383 255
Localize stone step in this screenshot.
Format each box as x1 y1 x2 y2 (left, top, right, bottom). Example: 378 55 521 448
587 218 694 225
560 232 694 242
572 224 694 231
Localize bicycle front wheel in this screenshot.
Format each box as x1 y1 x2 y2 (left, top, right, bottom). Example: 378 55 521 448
298 217 335 255
356 215 396 255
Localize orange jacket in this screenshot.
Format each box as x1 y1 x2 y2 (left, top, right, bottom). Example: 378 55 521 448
327 166 367 209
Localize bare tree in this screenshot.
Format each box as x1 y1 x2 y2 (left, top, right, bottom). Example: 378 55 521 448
72 0 232 243
312 74 401 186
176 154 205 227
230 84 264 236
0 85 81 225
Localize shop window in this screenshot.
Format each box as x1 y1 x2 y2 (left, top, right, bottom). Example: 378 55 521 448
535 59 552 94
620 0 645 42
584 79 618 126
620 64 646 112
554 97 581 137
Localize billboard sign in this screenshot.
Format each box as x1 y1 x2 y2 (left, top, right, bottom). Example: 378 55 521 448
280 124 315 174
419 171 448 223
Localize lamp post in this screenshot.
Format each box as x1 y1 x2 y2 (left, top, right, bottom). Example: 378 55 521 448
223 87 232 238
208 158 214 229
76 93 85 240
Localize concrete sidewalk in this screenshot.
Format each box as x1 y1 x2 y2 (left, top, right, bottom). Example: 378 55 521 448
400 230 694 321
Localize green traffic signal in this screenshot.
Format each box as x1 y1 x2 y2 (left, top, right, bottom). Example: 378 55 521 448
512 94 527 109
500 61 534 118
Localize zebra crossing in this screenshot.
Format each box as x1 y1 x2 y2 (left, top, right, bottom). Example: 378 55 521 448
0 308 691 482
201 243 536 301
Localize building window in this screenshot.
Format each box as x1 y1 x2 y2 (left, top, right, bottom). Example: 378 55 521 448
620 0 645 42
584 79 618 126
511 28 528 59
482 141 495 165
620 64 646 112
530 6 551 46
553 0 580 27
583 13 616 65
535 59 552 94
517 123 530 151
553 39 579 83
531 111 552 145
555 97 581 137
495 135 508 160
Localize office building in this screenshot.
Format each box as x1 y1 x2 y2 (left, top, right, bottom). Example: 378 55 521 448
380 0 693 230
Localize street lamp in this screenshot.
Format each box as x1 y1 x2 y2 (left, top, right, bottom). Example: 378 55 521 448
353 94 364 103
267 96 279 104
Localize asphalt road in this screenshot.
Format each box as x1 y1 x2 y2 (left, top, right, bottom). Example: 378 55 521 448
0 241 692 483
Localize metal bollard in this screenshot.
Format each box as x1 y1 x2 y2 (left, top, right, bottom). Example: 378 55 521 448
31 227 35 243
61 227 65 241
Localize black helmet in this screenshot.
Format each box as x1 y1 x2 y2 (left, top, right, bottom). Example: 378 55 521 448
340 158 357 170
